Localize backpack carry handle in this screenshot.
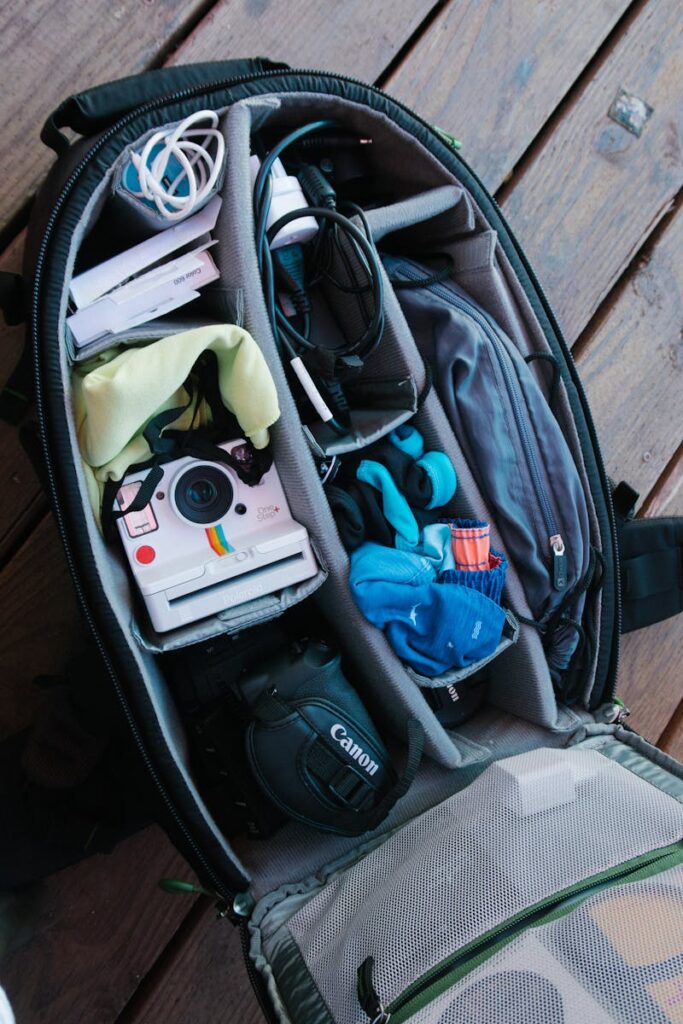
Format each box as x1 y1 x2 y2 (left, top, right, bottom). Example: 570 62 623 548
41 58 290 156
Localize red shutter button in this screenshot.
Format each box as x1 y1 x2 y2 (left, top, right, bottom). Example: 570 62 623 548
135 545 156 564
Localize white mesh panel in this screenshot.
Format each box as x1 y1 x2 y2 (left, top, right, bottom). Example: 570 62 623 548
287 749 683 1024
412 864 683 1024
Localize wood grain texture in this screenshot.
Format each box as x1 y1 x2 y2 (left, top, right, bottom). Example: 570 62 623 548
122 902 260 1024
641 445 682 518
0 827 193 1024
660 698 683 761
170 0 436 79
385 0 631 192
0 513 79 739
0 0 211 235
575 203 683 509
0 233 45 560
502 0 683 343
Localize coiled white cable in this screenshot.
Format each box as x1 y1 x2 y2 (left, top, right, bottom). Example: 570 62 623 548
129 110 225 222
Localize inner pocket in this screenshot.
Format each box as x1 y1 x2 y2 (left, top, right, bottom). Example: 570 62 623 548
389 849 683 1024
385 256 592 682
272 748 683 1024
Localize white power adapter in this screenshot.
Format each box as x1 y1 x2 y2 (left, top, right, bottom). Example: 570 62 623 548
249 155 318 249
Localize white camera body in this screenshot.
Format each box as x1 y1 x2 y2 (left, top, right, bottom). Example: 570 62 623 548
115 440 318 633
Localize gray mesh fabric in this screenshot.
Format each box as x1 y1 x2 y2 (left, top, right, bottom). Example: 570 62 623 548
412 864 683 1024
286 748 683 1024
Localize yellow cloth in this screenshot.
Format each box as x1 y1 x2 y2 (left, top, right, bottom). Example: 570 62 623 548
73 324 280 522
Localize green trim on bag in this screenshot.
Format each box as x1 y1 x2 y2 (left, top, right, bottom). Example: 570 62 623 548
389 841 683 1023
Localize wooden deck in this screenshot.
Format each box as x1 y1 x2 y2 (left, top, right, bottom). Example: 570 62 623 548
0 2 681 1020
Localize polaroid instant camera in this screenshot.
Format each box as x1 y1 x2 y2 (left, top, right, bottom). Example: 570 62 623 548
115 440 318 632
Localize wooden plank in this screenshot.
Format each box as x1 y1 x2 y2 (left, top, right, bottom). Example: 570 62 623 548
0 513 79 740
660 699 683 762
501 0 683 343
575 203 683 510
0 233 45 560
385 0 632 192
0 827 195 1024
170 0 436 78
0 0 211 235
121 903 260 1024
641 445 683 518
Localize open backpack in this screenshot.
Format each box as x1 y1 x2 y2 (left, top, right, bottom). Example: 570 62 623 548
1 58 682 1024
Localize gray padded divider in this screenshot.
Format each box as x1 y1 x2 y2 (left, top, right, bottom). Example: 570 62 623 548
407 610 519 689
69 310 219 362
363 185 466 242
217 99 469 768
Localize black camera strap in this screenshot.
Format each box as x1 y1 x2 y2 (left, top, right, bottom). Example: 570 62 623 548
100 373 273 540
251 688 424 836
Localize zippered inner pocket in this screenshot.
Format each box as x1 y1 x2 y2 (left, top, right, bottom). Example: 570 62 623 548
385 257 592 677
278 748 683 1024
359 841 683 1023
395 265 568 589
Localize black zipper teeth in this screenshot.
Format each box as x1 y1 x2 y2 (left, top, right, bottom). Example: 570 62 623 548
31 67 620 906
389 845 678 1016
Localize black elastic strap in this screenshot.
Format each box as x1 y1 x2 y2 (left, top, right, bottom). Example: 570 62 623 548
0 271 25 326
612 479 640 523
0 339 33 424
0 272 31 423
101 464 165 541
524 351 560 409
620 517 683 633
309 718 424 836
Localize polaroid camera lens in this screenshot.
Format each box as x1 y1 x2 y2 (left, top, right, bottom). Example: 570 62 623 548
174 464 233 524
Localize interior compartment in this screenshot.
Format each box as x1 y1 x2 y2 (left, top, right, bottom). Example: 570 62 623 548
406 859 683 1024
54 85 617 897
406 609 519 691
253 747 683 1024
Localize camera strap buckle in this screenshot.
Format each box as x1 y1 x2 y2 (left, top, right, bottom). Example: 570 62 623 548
309 743 375 812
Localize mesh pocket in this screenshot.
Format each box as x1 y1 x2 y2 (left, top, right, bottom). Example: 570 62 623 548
410 863 683 1024
286 748 683 1024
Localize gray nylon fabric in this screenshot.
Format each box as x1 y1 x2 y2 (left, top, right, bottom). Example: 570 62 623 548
385 255 591 676
274 747 683 1024
407 862 683 1024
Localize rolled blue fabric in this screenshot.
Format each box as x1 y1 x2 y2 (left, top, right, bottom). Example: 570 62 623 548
349 542 506 677
388 424 425 459
396 522 455 574
356 459 420 546
441 551 507 604
416 451 457 509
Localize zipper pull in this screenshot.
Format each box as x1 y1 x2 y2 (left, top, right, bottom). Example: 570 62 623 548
158 878 232 918
550 534 567 590
358 957 391 1023
433 125 462 150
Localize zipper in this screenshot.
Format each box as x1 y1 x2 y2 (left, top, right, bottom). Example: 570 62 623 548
393 263 569 594
360 842 683 1023
30 66 620 906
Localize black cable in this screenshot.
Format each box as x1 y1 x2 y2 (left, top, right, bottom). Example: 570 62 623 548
266 205 385 362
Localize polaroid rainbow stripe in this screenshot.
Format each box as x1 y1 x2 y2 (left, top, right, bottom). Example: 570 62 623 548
205 524 234 557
